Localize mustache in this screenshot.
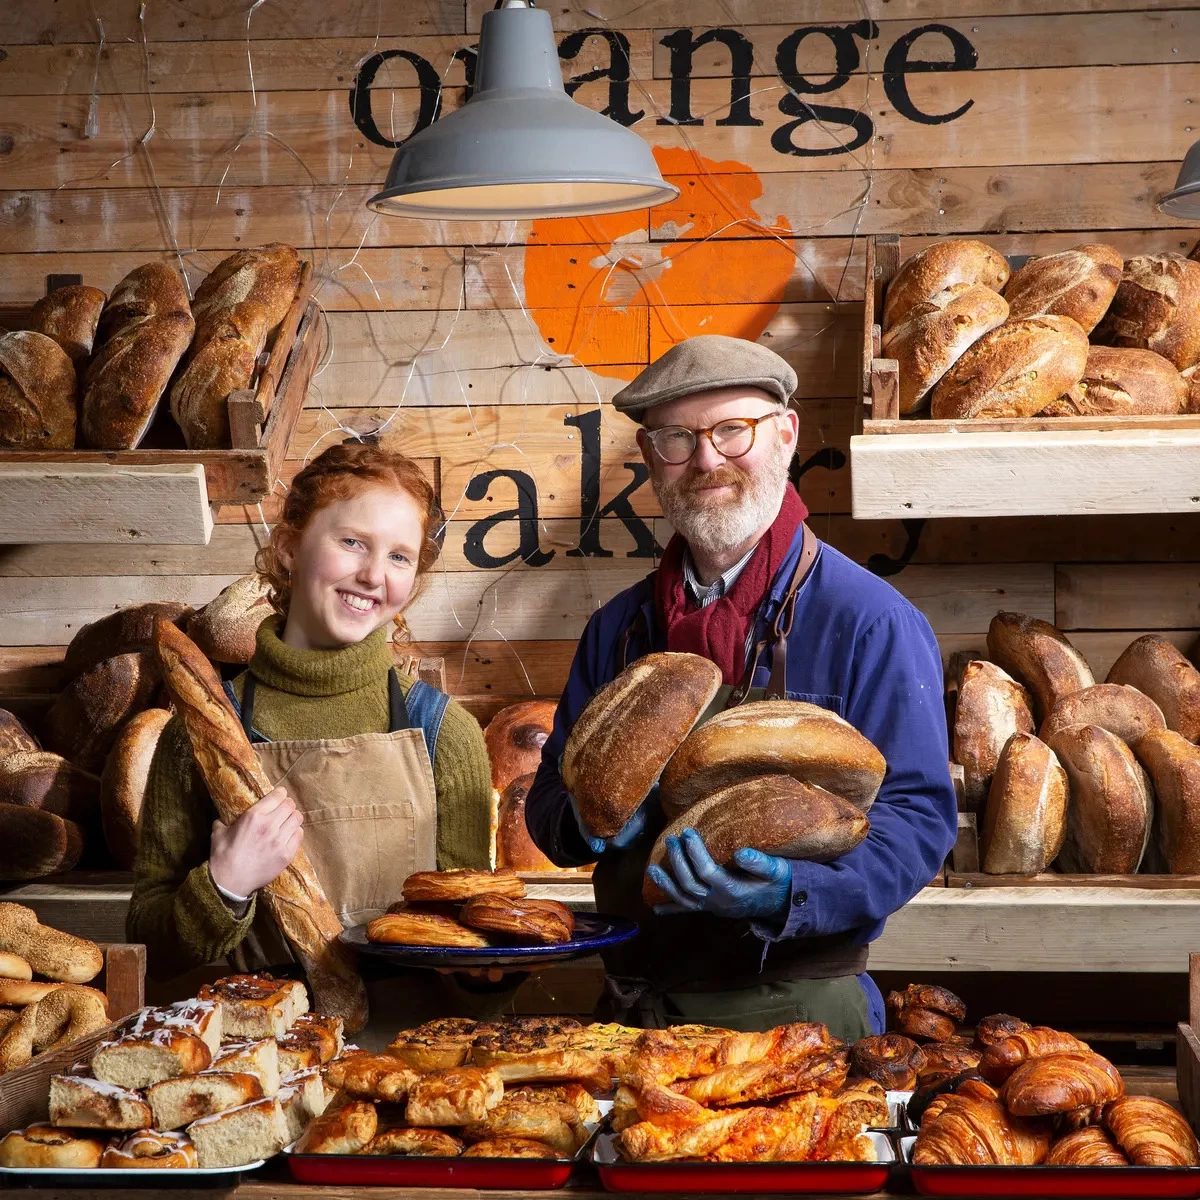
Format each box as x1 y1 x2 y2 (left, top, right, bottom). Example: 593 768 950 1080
677 465 749 495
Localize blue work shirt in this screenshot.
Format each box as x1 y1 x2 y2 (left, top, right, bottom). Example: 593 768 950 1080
525 523 958 1034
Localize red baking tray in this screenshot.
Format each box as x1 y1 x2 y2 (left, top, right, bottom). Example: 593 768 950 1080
900 1135 1200 1198
591 1129 895 1193
285 1151 576 1189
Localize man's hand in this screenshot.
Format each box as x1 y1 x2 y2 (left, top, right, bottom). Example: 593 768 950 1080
568 788 654 856
209 785 304 898
647 828 791 920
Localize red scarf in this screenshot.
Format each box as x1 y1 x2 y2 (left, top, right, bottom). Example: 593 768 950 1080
654 484 809 684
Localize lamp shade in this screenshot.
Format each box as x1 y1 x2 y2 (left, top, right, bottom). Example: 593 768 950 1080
1157 139 1200 220
367 1 678 220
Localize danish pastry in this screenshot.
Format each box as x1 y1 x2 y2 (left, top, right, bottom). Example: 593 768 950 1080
368 905 490 948
295 1099 379 1155
471 1017 583 1065
462 1136 559 1159
196 974 308 1039
325 1053 421 1102
0 1124 105 1169
406 1066 504 1126
364 1127 464 1156
401 868 525 903
101 1130 198 1169
460 896 575 945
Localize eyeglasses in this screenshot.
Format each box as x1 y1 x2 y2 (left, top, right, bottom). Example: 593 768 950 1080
644 412 781 465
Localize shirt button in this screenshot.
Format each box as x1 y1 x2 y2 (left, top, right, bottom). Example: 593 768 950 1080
793 891 808 907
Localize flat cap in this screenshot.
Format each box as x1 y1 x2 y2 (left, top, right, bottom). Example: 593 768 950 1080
612 334 797 421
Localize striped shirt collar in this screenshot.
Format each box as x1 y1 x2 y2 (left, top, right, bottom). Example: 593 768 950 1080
682 541 760 609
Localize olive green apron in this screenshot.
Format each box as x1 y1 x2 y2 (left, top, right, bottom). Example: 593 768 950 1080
594 526 872 1042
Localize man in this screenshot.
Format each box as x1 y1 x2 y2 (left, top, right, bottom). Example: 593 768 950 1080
525 335 956 1041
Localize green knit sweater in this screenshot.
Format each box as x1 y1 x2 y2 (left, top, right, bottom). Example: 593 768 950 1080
127 621 492 981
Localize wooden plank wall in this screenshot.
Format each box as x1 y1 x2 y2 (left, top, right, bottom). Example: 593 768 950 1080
2 0 1200 727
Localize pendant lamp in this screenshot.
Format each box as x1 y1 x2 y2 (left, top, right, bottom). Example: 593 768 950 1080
367 0 678 220
1157 140 1200 220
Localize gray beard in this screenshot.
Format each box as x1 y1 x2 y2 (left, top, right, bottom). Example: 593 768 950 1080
652 437 793 558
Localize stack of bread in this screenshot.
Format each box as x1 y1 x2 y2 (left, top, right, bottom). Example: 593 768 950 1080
0 904 108 1075
880 238 1200 420
0 972 348 1171
953 612 1200 876
557 652 885 900
366 868 577 948
0 244 300 453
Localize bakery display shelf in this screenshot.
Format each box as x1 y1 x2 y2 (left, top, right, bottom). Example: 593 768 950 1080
949 873 1200 889
0 260 321 545
0 942 145 1132
851 234 1200 520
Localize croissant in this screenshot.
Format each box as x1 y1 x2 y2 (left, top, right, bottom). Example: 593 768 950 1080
912 1093 1051 1166
1103 1095 1200 1167
1046 1126 1129 1167
919 1079 998 1128
979 1027 1090 1084
1001 1052 1124 1118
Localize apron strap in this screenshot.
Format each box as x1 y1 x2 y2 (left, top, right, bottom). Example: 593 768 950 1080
728 523 819 708
240 673 258 740
240 669 411 737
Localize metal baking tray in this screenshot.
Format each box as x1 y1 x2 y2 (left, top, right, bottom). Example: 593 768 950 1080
0 1157 266 1183
591 1128 896 1193
900 1135 1200 1197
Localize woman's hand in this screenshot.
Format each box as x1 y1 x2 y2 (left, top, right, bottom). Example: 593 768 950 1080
209 785 304 898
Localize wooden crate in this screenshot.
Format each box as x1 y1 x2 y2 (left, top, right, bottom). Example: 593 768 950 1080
0 942 145 1134
1176 953 1200 1133
0 261 322 545
851 234 1200 520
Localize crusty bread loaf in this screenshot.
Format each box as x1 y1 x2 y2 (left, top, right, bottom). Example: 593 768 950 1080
1096 253 1200 371
953 660 1035 811
658 699 886 820
0 749 99 825
100 708 171 869
1045 725 1153 873
563 652 722 838
644 775 869 905
171 244 300 448
82 262 195 449
1107 634 1200 743
986 612 1095 722
148 1071 265 1132
1003 244 1123 333
485 700 557 796
1186 364 1200 413
41 650 159 773
186 573 273 665
880 283 1009 415
63 600 193 681
0 330 78 449
1132 729 1200 873
930 315 1090 419
0 708 38 757
152 619 366 1031
0 902 102 982
1039 683 1166 745
883 240 1011 331
187 1096 289 1168
48 1076 152 1131
980 733 1067 875
1041 347 1186 417
30 285 107 369
0 805 84 881
496 773 556 871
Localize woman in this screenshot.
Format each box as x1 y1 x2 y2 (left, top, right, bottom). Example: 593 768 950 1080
128 442 493 1025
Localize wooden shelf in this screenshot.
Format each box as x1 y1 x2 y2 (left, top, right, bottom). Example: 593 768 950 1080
851 234 1200 520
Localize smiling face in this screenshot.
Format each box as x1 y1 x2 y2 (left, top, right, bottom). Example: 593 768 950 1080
277 483 425 651
638 385 799 557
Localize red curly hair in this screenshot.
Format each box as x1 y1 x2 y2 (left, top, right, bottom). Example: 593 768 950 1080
254 440 444 645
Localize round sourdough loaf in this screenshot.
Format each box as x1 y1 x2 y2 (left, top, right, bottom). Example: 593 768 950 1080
562 652 722 838
101 707 172 869
881 283 1009 415
0 709 39 758
1107 634 1200 743
0 330 78 450
930 315 1090 419
986 612 1095 723
1045 724 1153 874
186 573 273 664
1039 683 1166 745
658 699 886 820
953 660 1035 812
1186 365 1200 412
485 700 557 796
0 750 99 825
495 773 556 872
30 285 107 370
1003 244 1123 333
643 775 869 905
0 803 84 881
882 240 1011 331
1133 728 1200 873
1096 253 1200 371
63 601 193 681
980 732 1067 875
1043 347 1186 417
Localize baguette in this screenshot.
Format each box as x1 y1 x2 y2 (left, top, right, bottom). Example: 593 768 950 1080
151 618 367 1033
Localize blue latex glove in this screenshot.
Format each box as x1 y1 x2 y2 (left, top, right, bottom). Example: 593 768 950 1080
647 828 791 920
568 787 654 856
